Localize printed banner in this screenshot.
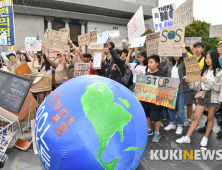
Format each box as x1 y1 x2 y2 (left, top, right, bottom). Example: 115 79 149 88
0 0 15 50
131 36 146 48
92 52 102 69
184 55 201 82
78 33 90 47
74 63 90 77
97 32 108 45
209 24 222 38
127 6 145 44
109 36 122 49
89 29 101 42
185 37 202 47
0 31 7 45
173 0 193 26
135 75 180 109
42 29 69 52
152 3 176 32
146 32 160 55
158 25 185 56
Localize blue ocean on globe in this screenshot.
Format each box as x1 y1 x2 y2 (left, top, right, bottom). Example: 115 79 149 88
35 75 148 170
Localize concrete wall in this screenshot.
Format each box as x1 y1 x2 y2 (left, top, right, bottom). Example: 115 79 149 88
14 14 44 45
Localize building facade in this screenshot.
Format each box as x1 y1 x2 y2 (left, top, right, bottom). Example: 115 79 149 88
13 0 158 52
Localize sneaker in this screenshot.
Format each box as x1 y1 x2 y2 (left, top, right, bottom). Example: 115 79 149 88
164 124 176 131
184 120 192 127
217 129 222 138
163 120 170 127
152 133 161 143
200 137 208 147
176 126 183 135
176 136 191 144
148 129 153 136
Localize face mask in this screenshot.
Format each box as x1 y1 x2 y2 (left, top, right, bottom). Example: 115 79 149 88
159 82 163 87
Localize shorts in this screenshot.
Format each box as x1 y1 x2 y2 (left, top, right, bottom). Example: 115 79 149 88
197 90 220 108
186 90 197 104
143 107 161 122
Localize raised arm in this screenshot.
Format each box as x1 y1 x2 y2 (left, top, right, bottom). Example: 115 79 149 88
134 47 138 60
42 45 58 68
125 46 132 68
68 40 83 58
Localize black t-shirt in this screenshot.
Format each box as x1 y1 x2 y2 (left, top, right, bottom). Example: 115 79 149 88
141 70 165 109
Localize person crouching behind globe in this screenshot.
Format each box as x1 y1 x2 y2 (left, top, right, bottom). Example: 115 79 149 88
140 54 165 143
176 50 222 147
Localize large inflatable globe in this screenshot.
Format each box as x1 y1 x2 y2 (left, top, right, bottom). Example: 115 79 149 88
35 76 148 170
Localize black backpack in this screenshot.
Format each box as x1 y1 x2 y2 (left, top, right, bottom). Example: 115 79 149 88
116 64 133 87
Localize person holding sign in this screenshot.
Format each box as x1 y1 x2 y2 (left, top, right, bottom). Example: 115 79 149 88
176 50 222 147
160 43 190 135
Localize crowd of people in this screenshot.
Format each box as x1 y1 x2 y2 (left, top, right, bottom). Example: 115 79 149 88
2 38 222 147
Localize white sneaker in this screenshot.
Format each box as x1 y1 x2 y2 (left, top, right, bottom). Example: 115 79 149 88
176 126 183 135
164 124 176 131
176 136 191 144
200 137 208 147
184 120 192 127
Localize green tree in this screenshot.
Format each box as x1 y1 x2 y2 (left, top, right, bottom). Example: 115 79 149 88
185 20 220 53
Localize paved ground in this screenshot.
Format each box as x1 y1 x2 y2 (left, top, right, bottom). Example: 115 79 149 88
3 110 222 170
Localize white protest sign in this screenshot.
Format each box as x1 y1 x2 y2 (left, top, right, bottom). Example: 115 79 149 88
127 6 145 44
93 53 102 69
108 31 120 39
146 32 160 56
185 37 202 47
209 24 222 38
152 3 176 32
97 32 109 45
0 31 7 45
131 36 146 48
173 0 193 26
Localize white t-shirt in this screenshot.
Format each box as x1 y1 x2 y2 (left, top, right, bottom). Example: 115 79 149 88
130 63 148 83
38 65 53 73
171 64 179 78
201 70 214 90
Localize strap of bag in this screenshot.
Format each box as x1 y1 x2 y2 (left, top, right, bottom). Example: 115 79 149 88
115 64 122 84
198 56 203 63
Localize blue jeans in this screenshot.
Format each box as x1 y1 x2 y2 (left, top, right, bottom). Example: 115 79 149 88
55 83 62 89
168 85 186 126
132 83 136 92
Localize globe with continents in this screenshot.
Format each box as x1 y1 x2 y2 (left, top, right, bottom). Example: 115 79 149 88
35 75 148 170
168 31 176 40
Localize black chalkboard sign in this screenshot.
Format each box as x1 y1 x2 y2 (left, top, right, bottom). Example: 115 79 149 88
0 70 33 113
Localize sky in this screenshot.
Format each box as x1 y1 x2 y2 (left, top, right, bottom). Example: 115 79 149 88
159 0 222 25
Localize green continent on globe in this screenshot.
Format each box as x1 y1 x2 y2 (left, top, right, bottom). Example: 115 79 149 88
119 98 130 108
123 147 144 152
81 82 132 170
168 31 176 40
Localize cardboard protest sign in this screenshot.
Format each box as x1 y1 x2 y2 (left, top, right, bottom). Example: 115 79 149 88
89 42 104 50
122 39 127 49
184 55 201 82
158 25 185 56
59 28 70 39
131 36 146 48
209 24 222 38
13 45 26 51
89 29 101 42
42 29 69 52
135 75 180 109
146 32 160 55
152 3 176 32
93 53 102 69
27 61 38 69
31 119 38 155
78 33 90 47
0 45 9 52
173 0 193 26
74 63 90 77
97 32 108 45
110 36 122 49
127 6 145 44
185 37 202 47
0 31 7 45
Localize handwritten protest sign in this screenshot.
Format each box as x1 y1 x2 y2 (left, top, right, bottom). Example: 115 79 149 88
0 31 7 45
89 29 101 42
13 45 26 51
110 36 122 49
0 45 9 52
93 53 102 69
89 42 104 49
185 37 202 47
152 3 176 32
173 0 193 26
42 29 69 52
135 75 180 109
146 32 160 55
158 25 185 56
78 33 90 46
74 63 90 77
59 28 70 39
184 55 201 82
25 38 42 52
131 36 146 48
209 24 222 38
108 31 120 39
127 6 145 44
97 32 108 45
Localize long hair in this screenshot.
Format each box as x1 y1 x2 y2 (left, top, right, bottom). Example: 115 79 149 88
35 54 41 65
41 54 51 72
135 51 148 68
171 57 183 67
201 50 221 76
22 53 31 62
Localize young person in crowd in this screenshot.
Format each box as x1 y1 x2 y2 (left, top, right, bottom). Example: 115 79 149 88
16 52 21 60
159 43 190 135
21 53 31 62
176 50 222 146
82 53 98 75
31 54 53 73
34 54 41 65
115 49 121 57
141 54 165 142
130 52 135 63
120 48 128 64
9 53 16 60
125 47 148 92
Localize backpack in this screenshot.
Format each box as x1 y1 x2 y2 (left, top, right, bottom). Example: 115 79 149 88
116 64 133 87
